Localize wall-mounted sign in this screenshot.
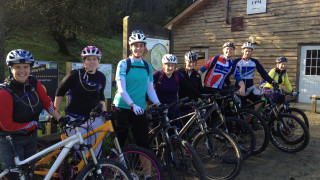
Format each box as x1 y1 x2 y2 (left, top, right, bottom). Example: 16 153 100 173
247 0 267 15
31 61 58 122
143 38 170 71
70 63 112 99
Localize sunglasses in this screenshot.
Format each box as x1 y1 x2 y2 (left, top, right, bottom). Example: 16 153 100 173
132 30 144 35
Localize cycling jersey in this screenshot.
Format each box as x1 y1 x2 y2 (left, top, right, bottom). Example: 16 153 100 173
113 58 153 110
200 55 242 89
233 57 273 89
55 68 106 117
264 68 293 92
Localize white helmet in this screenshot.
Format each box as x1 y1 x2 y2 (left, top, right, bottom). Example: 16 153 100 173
242 42 254 50
162 54 178 64
6 49 35 67
81 46 102 60
129 30 147 45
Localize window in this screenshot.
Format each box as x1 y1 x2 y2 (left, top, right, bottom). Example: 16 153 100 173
305 49 320 75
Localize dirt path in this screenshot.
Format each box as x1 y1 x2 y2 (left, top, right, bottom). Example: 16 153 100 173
235 111 320 180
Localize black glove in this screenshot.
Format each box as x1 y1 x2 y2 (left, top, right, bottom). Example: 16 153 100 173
58 116 70 126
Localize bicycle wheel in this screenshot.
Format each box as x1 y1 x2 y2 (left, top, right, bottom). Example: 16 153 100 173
75 158 132 180
192 128 242 180
282 107 309 128
237 109 270 155
269 113 310 153
223 117 256 160
110 144 164 180
165 137 205 180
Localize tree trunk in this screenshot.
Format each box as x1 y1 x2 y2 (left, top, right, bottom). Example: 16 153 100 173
51 30 70 56
0 0 5 82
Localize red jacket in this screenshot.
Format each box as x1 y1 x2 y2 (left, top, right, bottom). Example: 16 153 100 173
0 79 56 132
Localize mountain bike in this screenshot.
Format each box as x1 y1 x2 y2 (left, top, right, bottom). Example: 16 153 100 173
246 87 310 153
35 107 163 179
203 90 256 161
172 95 242 180
147 98 205 180
0 106 131 180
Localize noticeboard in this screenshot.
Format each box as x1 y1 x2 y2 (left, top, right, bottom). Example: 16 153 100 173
31 61 59 122
143 38 170 71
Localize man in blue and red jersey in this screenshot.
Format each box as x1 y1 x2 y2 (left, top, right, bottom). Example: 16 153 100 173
198 42 245 95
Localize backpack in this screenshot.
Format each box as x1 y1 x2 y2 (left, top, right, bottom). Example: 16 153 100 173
204 55 220 81
126 57 149 76
259 68 286 90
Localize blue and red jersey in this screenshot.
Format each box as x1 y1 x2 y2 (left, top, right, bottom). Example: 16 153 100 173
200 55 242 89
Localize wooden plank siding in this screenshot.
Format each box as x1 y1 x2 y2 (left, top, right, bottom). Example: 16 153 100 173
168 0 320 90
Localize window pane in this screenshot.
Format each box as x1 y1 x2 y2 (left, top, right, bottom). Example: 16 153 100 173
307 50 311 58
317 68 320 75
311 67 316 75
312 59 317 66
306 67 310 75
312 50 318 58
317 59 320 66
306 58 311 66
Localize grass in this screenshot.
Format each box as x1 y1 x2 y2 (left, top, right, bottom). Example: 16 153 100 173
5 30 122 80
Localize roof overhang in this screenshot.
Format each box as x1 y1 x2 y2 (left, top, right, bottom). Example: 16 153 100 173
164 0 211 29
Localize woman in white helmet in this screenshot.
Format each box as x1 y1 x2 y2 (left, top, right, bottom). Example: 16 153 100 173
0 49 66 179
153 54 202 123
113 30 160 180
54 46 106 157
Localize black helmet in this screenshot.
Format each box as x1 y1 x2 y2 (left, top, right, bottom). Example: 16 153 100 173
276 57 287 63
222 42 235 49
184 51 198 62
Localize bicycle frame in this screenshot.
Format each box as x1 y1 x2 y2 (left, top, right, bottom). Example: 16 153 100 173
1 127 90 180
35 119 124 177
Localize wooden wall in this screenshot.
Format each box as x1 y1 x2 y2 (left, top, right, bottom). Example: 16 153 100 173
171 0 320 89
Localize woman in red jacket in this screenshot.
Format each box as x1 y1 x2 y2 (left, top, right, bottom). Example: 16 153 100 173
0 49 67 178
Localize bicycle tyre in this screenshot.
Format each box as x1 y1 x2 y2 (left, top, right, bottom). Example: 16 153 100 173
237 109 270 155
192 128 242 180
282 107 309 128
110 144 164 180
269 113 310 153
75 158 132 180
223 117 256 160
165 137 205 180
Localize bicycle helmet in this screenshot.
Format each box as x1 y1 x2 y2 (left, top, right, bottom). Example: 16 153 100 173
6 49 35 67
276 56 287 63
162 54 178 64
185 51 198 62
241 42 254 50
129 30 147 45
81 46 102 60
222 42 235 49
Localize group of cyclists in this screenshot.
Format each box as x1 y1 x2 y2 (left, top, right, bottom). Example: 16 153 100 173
0 29 299 179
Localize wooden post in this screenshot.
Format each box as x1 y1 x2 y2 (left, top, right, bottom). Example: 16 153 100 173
123 16 131 59
310 95 317 113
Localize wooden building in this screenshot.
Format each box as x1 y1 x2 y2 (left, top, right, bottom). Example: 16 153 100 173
164 0 320 103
